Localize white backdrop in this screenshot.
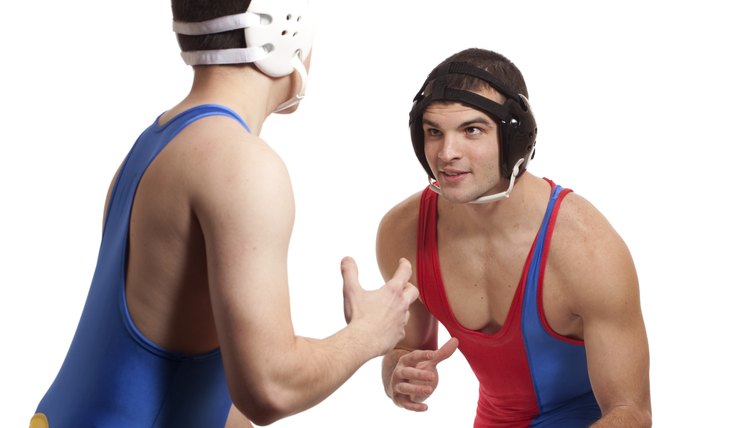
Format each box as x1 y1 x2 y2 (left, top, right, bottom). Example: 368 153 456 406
1 1 748 426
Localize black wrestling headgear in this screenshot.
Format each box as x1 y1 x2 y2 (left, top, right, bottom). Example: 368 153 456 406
409 62 537 180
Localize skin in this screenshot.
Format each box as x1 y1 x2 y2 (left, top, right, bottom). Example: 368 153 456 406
378 87 651 426
106 57 419 426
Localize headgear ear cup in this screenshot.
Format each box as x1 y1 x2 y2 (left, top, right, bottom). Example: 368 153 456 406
244 0 315 77
173 0 315 77
173 0 315 113
500 94 536 177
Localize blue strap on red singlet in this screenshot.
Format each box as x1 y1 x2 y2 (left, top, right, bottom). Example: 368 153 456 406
521 183 602 426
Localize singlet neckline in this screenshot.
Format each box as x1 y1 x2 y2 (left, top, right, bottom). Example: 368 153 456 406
154 103 250 133
431 179 557 340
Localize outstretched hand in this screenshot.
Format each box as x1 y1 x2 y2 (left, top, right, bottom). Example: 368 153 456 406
341 257 419 356
389 337 459 411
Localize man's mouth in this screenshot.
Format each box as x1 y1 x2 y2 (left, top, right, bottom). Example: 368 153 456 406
440 170 468 181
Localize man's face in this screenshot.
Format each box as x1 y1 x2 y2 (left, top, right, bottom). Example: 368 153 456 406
422 87 506 204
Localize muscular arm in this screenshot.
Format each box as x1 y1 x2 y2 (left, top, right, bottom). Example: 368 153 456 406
376 195 447 411
558 197 651 427
190 128 414 425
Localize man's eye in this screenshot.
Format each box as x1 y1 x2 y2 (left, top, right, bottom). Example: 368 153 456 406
466 127 482 135
426 128 442 136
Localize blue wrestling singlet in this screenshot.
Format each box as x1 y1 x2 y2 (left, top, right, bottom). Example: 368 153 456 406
417 179 602 427
32 105 250 427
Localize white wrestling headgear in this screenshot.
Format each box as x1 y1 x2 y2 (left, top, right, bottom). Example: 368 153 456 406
173 0 315 113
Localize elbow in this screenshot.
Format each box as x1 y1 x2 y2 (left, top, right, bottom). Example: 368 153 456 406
639 409 653 428
627 411 652 428
627 403 652 427
243 405 283 427
224 346 313 425
246 411 284 427
598 405 652 428
234 398 287 426
231 381 297 426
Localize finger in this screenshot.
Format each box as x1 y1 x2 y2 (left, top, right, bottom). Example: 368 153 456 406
432 337 459 364
388 258 413 287
341 257 361 323
394 394 428 412
395 366 436 383
402 283 420 305
394 381 434 398
398 349 437 366
340 256 361 294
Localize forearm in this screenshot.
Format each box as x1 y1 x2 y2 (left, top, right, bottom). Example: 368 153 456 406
591 406 651 428
237 324 381 424
283 327 382 408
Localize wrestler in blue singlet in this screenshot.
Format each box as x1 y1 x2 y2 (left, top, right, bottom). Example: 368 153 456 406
32 105 249 428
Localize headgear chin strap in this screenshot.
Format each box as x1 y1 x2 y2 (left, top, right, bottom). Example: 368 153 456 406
173 0 315 112
410 62 537 203
428 158 525 204
271 53 308 113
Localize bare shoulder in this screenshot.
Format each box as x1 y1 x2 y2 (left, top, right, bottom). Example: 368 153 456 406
378 191 422 239
177 116 287 178
174 117 290 205
376 191 423 277
554 192 624 248
158 115 295 239
550 191 638 314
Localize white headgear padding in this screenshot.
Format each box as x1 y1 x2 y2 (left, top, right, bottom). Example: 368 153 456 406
173 0 315 78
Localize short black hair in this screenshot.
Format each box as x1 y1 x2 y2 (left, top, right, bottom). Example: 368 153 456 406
172 0 252 52
428 48 529 99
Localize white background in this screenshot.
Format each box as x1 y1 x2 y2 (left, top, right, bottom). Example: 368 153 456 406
1 1 748 426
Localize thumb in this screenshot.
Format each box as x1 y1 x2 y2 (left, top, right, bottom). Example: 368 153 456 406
389 258 413 287
432 337 459 365
341 256 361 323
341 257 361 291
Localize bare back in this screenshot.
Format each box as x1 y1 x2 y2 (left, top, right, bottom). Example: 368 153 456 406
106 113 265 355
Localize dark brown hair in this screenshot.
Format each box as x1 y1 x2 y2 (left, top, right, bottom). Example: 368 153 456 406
172 0 252 52
433 48 529 98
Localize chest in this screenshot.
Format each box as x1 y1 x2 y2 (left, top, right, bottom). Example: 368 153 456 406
435 231 578 338
437 234 530 333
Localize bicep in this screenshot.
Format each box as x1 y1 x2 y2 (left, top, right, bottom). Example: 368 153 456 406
578 237 651 416
192 142 297 393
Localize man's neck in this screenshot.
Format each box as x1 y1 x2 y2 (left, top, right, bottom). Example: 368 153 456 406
168 65 291 135
437 173 551 237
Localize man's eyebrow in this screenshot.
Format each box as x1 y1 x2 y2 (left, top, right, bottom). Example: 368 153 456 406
459 117 493 128
422 116 494 128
